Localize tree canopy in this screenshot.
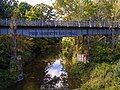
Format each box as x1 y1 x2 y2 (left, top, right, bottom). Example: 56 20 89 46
53 0 120 21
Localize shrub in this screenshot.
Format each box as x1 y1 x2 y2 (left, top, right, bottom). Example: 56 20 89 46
80 61 120 90
0 70 13 90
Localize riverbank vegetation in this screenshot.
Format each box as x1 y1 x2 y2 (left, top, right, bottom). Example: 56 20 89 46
55 0 120 89
0 0 120 90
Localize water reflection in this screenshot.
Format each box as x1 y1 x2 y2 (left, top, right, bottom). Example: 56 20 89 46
41 59 68 90
7 58 69 90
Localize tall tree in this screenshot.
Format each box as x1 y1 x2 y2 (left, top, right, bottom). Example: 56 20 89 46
53 0 120 21
17 2 31 19
0 0 18 18
25 3 56 20
53 0 98 21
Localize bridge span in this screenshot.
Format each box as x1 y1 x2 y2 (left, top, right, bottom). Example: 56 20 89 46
0 19 120 37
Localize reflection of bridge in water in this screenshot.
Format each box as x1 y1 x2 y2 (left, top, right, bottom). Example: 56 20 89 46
0 19 120 37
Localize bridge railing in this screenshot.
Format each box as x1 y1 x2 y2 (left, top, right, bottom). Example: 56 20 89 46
0 19 120 28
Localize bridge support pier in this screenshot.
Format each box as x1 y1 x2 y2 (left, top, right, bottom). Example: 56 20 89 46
105 33 118 60
10 17 23 82
105 34 117 49
82 35 90 62
105 34 112 45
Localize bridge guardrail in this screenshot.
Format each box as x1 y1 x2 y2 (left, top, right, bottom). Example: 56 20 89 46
0 19 120 28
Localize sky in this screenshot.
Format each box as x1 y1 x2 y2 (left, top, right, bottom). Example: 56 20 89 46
18 0 55 6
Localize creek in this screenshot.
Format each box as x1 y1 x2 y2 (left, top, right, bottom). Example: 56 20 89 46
7 56 80 90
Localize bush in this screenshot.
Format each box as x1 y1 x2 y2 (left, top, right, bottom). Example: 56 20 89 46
0 70 13 90
67 62 96 88
80 61 120 90
61 37 75 59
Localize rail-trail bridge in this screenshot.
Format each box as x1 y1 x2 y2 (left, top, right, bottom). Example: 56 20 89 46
0 19 120 37
1 19 120 81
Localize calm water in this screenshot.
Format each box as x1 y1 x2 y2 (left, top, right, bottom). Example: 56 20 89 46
8 57 75 90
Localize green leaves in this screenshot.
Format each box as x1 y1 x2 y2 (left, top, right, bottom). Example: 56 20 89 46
0 70 12 90
80 61 120 90
17 2 31 18
54 0 120 21
25 3 55 20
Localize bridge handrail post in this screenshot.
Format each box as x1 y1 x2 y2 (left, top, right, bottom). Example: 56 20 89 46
67 21 69 27
80 20 82 27
54 21 56 27
118 21 120 27
116 21 118 28
91 20 94 27
42 20 44 26
37 20 39 26
20 19 23 26
85 21 87 27
78 21 80 27
99 20 102 27
5 18 7 26
59 20 61 26
0 18 1 25
89 20 91 27
95 20 97 27
102 20 105 27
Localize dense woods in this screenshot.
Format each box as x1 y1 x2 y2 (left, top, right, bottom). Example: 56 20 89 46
0 0 60 89
0 0 120 90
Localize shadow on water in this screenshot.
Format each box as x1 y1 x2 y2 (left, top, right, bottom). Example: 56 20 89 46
7 57 70 90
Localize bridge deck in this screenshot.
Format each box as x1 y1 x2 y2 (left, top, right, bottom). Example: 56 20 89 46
0 19 120 37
